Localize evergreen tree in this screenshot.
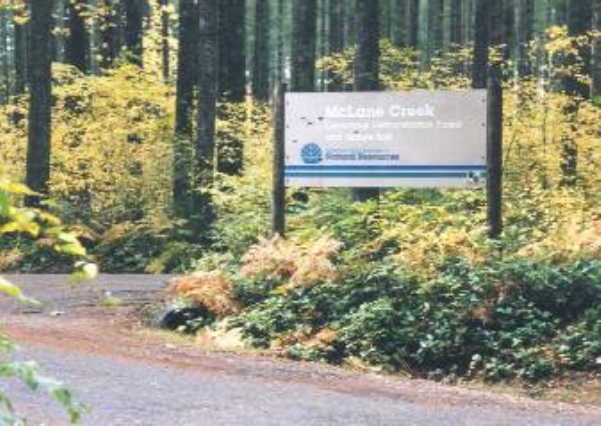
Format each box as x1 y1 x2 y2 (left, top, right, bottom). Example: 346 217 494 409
515 0 534 77
291 0 317 91
218 0 246 102
353 0 380 201
66 0 88 72
125 0 145 65
101 0 125 68
194 0 219 231
405 0 419 47
160 0 170 81
592 0 601 99
472 0 489 89
26 0 55 207
0 8 9 103
173 0 199 217
14 7 28 95
253 0 270 101
328 0 345 91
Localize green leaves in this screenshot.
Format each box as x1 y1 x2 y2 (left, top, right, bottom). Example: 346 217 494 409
0 276 21 298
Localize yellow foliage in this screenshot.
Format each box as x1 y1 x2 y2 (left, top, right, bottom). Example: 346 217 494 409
0 63 174 230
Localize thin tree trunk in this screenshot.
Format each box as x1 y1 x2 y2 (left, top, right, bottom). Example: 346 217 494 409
0 9 9 104
66 0 88 72
472 0 489 89
592 0 601 99
216 0 246 176
14 10 29 95
418 0 430 67
125 0 145 66
406 0 419 47
319 0 327 91
291 0 317 92
515 0 534 77
194 0 218 232
276 0 285 85
344 0 356 48
52 0 66 63
253 0 270 101
218 0 246 102
160 0 170 81
353 0 380 201
26 0 55 207
328 0 344 91
429 0 444 54
173 0 198 217
101 0 125 68
450 0 462 45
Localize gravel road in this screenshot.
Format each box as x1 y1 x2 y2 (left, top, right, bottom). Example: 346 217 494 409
1 275 601 426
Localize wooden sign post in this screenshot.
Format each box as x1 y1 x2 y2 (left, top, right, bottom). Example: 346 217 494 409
486 77 503 239
272 83 286 237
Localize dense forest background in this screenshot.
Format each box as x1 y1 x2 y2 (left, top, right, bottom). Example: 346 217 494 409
1 0 601 268
1 1 601 97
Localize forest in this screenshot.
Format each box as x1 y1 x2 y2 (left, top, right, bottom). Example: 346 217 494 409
2 0 601 396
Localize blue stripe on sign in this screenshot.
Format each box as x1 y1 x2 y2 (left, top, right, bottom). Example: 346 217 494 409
285 172 475 178
285 165 487 171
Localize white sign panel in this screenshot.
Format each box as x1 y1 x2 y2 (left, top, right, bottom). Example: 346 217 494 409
285 91 487 188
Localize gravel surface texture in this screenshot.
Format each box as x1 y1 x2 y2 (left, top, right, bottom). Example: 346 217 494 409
1 274 601 426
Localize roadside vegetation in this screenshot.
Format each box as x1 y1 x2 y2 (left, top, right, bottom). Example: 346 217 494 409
0 178 93 424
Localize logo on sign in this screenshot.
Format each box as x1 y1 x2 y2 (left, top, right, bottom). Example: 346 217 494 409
301 143 323 164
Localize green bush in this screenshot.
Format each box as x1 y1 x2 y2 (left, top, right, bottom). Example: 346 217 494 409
234 256 601 381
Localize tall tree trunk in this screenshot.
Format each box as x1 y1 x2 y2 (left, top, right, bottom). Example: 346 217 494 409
353 0 380 202
66 0 88 72
515 0 534 77
217 0 246 176
533 0 548 79
291 0 317 92
26 0 55 207
502 0 514 60
173 0 198 217
490 0 504 76
391 0 405 46
418 0 430 67
160 0 170 81
125 0 145 66
450 0 462 45
328 0 344 91
461 0 474 45
253 0 270 101
218 0 246 102
405 0 419 47
0 9 9 104
429 0 444 55
319 0 328 91
194 0 218 233
276 0 285 85
101 0 125 68
380 0 391 41
52 0 66 63
344 0 356 48
14 9 29 95
472 0 489 89
592 0 601 99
